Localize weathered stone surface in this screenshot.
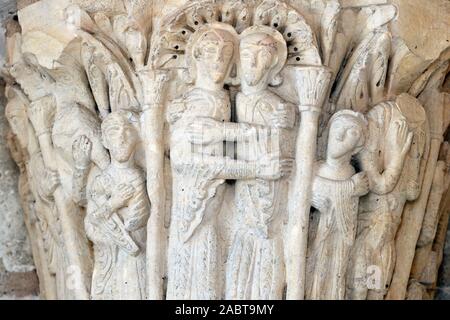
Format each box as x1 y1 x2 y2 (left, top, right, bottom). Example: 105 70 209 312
0 0 449 301
0 0 39 300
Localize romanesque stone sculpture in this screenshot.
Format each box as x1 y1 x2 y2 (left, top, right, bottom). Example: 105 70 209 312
347 94 427 300
2 0 450 302
5 85 61 299
10 51 109 299
166 22 290 300
306 110 369 300
85 112 149 300
224 26 295 300
407 143 450 299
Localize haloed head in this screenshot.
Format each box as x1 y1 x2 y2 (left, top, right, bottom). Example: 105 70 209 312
240 32 278 87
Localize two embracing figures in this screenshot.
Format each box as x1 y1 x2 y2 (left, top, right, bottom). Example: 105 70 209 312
166 23 296 300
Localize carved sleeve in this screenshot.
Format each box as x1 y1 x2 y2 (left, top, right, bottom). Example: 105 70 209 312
87 192 140 254
311 180 330 213
123 186 150 232
172 152 257 180
72 165 91 206
216 157 257 180
222 122 265 142
29 153 53 200
359 149 403 195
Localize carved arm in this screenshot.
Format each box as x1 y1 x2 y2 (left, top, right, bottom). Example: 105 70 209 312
172 149 291 181
71 136 94 206
186 111 295 146
359 149 406 195
123 187 150 232
87 200 140 256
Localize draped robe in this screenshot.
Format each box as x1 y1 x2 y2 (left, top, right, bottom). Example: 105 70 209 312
86 165 149 300
306 164 359 300
167 87 231 300
226 90 294 300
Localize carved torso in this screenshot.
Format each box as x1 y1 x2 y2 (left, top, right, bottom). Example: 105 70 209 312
86 164 149 300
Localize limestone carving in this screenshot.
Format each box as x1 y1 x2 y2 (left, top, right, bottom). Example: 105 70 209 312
306 110 369 300
347 94 428 300
2 0 450 301
225 26 295 300
407 143 450 299
166 22 292 300
85 112 149 300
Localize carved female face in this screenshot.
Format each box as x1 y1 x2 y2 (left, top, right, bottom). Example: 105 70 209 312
327 117 364 160
194 30 235 84
103 117 138 163
240 33 277 87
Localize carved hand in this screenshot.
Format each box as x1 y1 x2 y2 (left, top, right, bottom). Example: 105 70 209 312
186 118 224 145
72 135 92 168
256 154 294 180
391 120 413 161
110 184 135 212
28 97 56 135
270 104 296 129
352 172 370 197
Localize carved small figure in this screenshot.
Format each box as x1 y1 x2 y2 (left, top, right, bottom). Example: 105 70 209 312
305 110 369 300
347 96 422 300
85 111 149 300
